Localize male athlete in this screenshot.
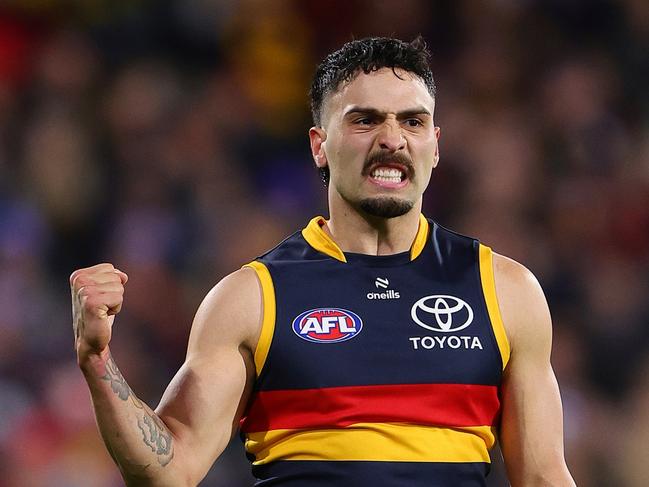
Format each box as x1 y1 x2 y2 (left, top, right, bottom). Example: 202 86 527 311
71 37 576 486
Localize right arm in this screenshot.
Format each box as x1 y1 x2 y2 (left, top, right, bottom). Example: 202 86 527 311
71 263 262 486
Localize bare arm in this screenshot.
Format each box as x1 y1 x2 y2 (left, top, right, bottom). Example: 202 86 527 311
71 264 261 486
493 254 576 487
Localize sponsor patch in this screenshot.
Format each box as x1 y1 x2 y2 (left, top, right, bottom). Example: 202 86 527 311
411 295 474 332
292 308 363 343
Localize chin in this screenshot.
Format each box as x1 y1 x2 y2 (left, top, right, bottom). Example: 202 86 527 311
359 197 414 218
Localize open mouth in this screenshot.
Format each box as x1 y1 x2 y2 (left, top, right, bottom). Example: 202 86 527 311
367 164 410 188
371 167 404 183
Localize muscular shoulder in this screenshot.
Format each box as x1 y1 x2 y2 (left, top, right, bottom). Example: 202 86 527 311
186 266 263 360
491 253 552 358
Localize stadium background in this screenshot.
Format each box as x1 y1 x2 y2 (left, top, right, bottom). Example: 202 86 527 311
0 1 647 485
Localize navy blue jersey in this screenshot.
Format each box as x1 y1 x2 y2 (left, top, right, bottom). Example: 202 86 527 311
240 215 510 486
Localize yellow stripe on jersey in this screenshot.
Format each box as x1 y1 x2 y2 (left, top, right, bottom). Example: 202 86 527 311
244 261 276 376
478 244 511 369
246 423 495 465
410 214 429 261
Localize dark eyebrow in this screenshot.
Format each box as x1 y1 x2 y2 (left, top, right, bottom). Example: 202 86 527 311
343 106 431 119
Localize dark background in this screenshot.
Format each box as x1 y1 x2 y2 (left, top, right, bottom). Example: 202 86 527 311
0 1 647 486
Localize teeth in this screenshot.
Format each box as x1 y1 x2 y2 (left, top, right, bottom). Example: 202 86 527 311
371 167 404 181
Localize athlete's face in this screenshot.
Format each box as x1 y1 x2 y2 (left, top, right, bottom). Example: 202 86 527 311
310 68 440 219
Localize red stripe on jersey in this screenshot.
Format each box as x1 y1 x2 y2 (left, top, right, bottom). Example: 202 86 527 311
240 383 500 433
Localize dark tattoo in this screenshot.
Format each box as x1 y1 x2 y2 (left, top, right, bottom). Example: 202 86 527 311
99 354 174 466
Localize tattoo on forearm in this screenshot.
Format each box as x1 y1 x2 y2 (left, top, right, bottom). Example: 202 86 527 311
101 355 132 400
99 354 174 466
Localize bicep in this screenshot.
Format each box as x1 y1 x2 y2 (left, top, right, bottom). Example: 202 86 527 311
155 349 255 481
154 268 261 484
500 349 568 486
494 254 575 486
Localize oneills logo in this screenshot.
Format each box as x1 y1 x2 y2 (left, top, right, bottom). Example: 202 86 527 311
375 277 389 289
367 277 400 300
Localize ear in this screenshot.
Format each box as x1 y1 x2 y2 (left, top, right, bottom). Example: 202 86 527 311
309 127 328 168
432 126 441 168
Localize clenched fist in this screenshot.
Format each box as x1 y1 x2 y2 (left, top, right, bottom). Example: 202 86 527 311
70 263 128 361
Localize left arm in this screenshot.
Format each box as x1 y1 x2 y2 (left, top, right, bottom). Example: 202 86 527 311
493 253 576 487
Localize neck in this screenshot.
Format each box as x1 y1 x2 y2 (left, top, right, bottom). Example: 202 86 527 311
324 196 423 256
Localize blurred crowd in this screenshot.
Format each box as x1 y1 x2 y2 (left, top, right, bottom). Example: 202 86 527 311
0 1 647 486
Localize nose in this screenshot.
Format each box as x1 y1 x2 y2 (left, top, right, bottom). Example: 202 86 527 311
377 120 406 152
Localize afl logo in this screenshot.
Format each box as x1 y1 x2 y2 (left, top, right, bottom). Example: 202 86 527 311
411 295 474 332
292 308 363 344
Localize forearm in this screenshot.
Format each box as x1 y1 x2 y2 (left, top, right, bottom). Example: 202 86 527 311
79 348 190 486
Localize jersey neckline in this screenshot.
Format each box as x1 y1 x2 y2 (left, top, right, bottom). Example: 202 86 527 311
301 215 429 264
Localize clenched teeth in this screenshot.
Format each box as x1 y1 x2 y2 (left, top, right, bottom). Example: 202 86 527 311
371 167 404 182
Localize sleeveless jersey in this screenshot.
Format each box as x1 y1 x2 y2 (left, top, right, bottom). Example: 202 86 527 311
240 215 510 486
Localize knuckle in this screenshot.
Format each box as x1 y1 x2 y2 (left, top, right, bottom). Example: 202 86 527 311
71 263 117 287
72 273 93 290
74 277 90 289
71 272 82 288
77 286 93 299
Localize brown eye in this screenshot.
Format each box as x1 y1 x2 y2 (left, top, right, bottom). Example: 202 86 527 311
405 119 423 127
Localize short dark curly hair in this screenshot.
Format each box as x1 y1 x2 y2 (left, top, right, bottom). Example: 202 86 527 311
309 36 436 127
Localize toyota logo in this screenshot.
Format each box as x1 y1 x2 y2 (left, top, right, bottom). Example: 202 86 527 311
410 295 474 332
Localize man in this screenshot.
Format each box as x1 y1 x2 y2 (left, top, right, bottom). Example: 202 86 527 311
71 37 576 486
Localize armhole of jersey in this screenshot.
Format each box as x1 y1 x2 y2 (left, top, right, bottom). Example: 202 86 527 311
478 244 511 370
243 261 276 377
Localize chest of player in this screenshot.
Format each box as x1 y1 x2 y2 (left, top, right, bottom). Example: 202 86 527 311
257 256 503 392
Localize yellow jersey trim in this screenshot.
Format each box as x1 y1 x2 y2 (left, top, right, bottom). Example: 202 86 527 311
244 261 276 376
301 216 347 263
301 215 430 263
246 423 494 464
410 214 429 260
478 244 511 369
